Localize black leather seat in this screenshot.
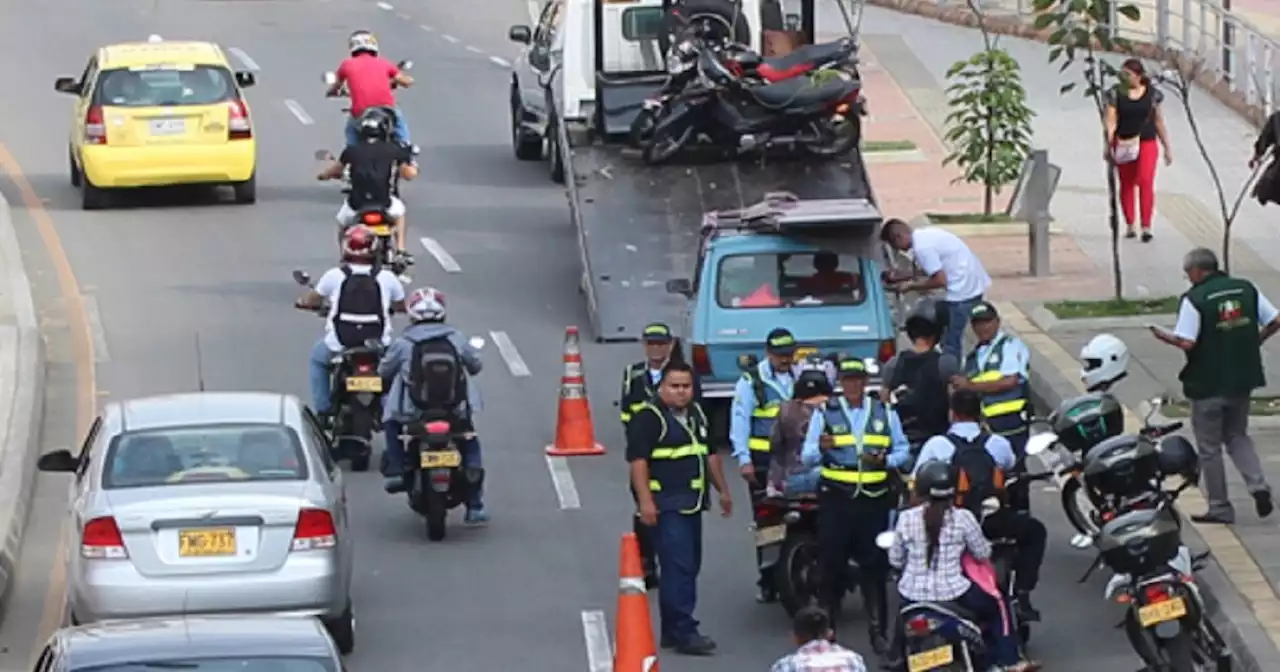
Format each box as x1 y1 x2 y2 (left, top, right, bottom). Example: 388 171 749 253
751 76 855 109
759 40 851 74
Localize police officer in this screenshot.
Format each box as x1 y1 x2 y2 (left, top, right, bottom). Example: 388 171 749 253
801 358 910 650
730 327 799 602
628 361 733 656
952 301 1033 511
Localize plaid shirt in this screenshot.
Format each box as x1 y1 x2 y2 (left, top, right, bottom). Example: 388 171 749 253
888 504 991 602
770 639 867 672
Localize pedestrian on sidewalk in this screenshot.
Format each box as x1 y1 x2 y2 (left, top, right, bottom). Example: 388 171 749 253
880 219 991 359
1248 109 1280 206
1104 58 1173 243
1151 247 1279 524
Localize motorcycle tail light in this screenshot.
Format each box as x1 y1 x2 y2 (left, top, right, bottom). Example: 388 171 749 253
754 502 779 521
354 362 375 374
906 616 932 635
362 212 384 224
425 420 451 436
1143 584 1171 604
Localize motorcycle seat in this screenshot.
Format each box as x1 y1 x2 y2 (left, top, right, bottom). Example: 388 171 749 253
902 600 981 624
757 40 852 79
751 76 855 109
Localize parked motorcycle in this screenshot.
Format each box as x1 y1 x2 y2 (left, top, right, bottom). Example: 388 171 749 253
322 60 415 148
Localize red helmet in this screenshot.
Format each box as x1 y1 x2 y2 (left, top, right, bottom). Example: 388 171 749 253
342 225 377 260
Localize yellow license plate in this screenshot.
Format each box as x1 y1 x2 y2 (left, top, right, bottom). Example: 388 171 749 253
178 528 236 557
754 524 786 547
345 376 382 393
795 347 817 360
368 225 392 236
907 645 954 672
421 450 461 468
1138 596 1187 627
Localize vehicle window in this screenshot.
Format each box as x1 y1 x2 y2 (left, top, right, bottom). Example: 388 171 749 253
77 658 337 672
622 7 665 41
76 416 103 482
102 423 308 489
77 58 99 97
716 252 866 309
303 409 338 476
92 64 235 107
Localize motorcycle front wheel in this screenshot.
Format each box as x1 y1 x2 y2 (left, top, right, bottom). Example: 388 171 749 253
629 108 657 149
640 107 695 165
802 113 861 158
1061 477 1100 536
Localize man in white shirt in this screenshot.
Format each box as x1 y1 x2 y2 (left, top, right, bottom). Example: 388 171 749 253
881 219 992 358
295 225 406 416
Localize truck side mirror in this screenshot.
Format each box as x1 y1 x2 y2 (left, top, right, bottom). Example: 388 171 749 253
665 278 693 297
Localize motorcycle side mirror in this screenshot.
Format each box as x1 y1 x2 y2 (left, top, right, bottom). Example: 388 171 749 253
322 72 338 86
981 498 1000 516
292 270 311 286
398 59 413 70
1070 533 1094 550
1025 432 1058 457
411 144 421 155
314 149 334 161
468 336 486 350
738 353 759 372
874 531 896 550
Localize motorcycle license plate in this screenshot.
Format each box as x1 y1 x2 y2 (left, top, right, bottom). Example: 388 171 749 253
368 225 392 237
907 645 954 672
1138 597 1187 627
421 450 461 468
345 376 382 393
754 524 786 547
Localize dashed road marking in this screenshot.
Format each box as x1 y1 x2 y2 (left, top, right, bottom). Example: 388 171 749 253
546 456 581 510
418 236 461 273
227 47 260 71
489 55 512 68
581 610 612 672
442 34 460 44
284 99 314 126
376 1 394 9
489 330 531 377
396 11 412 19
420 24 435 32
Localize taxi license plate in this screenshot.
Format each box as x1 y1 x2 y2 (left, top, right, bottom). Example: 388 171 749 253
754 524 786 547
368 225 392 237
421 450 461 468
149 118 186 136
1138 596 1187 627
795 347 817 360
345 376 382 393
178 528 236 557
906 645 954 672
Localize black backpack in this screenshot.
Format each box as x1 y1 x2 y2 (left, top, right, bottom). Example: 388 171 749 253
946 432 1005 515
332 265 385 349
890 351 949 443
407 335 468 413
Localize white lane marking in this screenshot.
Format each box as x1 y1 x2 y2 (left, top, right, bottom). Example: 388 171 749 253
418 236 461 273
227 47 260 72
546 456 581 509
396 11 412 19
284 99 314 125
420 24 435 32
489 55 511 68
376 1 394 9
581 610 612 672
442 34 460 44
465 45 484 54
489 330 531 377
83 295 110 363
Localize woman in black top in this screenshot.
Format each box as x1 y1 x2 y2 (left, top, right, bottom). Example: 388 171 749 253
1104 59 1173 243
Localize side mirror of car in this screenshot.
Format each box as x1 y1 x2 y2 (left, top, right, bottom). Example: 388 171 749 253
1025 432 1057 457
234 71 256 88
738 353 759 373
54 77 81 95
292 270 311 286
469 336 487 350
508 25 532 44
665 278 693 297
37 449 78 473
322 72 338 86
874 531 896 550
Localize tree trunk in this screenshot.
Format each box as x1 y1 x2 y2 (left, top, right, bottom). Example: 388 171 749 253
1222 223 1232 274
983 71 995 217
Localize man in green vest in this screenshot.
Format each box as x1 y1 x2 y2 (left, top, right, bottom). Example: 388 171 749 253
1151 247 1280 524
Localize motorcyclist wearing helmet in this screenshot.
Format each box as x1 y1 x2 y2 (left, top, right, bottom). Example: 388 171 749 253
328 30 414 147
880 299 960 453
1080 333 1130 392
376 288 488 522
888 461 1041 672
295 225 407 418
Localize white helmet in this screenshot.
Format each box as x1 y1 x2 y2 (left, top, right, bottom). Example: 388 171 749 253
406 287 446 323
1080 333 1129 391
348 30 379 56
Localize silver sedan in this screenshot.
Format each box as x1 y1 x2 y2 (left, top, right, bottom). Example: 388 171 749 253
38 392 356 654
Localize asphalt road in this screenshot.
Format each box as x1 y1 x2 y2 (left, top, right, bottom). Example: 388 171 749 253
0 0 1157 669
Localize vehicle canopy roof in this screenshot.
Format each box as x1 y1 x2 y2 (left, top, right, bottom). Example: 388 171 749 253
699 191 883 258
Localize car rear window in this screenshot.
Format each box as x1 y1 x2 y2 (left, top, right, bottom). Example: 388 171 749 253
103 424 308 489
717 252 867 309
94 64 235 107
80 658 337 672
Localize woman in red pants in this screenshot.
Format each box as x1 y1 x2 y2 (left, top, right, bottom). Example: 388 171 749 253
1105 59 1173 242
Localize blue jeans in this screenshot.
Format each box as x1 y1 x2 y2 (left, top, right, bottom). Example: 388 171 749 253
785 467 821 494
903 584 1019 666
942 294 983 359
382 419 484 508
345 107 412 147
655 511 703 644
309 339 337 414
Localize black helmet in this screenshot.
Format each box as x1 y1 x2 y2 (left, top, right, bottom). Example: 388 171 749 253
1156 435 1199 482
1050 392 1125 453
904 299 949 340
914 460 956 501
795 366 833 400
358 107 394 141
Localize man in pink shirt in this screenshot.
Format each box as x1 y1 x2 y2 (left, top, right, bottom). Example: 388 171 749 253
328 30 415 147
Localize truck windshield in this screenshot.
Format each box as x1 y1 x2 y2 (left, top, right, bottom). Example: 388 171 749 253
716 251 865 309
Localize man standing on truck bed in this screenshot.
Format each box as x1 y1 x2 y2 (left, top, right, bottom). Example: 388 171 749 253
731 327 800 603
881 219 992 359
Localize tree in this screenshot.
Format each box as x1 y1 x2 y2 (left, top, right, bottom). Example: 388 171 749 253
1033 0 1142 300
942 4 1035 217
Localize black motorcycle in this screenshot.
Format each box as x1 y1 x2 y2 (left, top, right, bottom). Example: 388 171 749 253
755 495 854 617
311 150 415 279
400 412 485 541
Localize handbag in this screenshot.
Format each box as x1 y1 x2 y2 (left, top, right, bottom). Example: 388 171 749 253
1112 93 1157 165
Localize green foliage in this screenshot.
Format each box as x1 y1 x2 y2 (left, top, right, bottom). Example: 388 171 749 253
942 48 1035 215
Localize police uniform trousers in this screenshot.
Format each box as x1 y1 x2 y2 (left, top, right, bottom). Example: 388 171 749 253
629 482 659 580
817 479 893 638
655 509 703 643
1002 426 1032 513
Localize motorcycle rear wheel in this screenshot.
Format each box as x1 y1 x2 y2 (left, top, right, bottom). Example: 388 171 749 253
1161 630 1200 672
1061 477 1100 536
424 489 448 542
776 530 823 617
641 120 695 165
802 114 860 158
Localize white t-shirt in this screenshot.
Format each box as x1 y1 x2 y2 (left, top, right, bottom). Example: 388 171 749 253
314 264 406 352
1173 286 1280 340
911 227 991 302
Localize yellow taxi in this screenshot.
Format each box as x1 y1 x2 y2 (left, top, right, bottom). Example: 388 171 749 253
54 36 258 210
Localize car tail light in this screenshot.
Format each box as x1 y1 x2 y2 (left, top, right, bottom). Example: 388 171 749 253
228 98 252 140
906 616 932 635
877 339 896 363
691 344 711 377
291 508 337 551
82 516 127 559
1143 584 1171 604
85 106 107 145
361 211 384 225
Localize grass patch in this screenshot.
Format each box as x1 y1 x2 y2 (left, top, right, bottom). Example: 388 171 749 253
926 212 1016 224
1160 396 1280 418
863 139 918 153
1044 296 1181 319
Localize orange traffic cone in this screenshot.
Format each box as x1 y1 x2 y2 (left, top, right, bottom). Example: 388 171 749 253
614 533 659 672
546 326 606 456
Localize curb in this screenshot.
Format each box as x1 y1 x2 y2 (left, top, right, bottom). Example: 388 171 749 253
0 191 46 627
1000 301 1280 670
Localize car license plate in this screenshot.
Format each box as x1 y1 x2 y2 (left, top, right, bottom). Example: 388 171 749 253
368 225 392 237
1138 596 1187 627
907 645 954 672
421 450 461 468
149 118 186 136
795 347 817 360
754 524 786 547
345 376 382 393
178 528 236 557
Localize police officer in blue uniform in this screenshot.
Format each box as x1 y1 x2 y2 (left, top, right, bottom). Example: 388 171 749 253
730 327 799 602
628 361 733 656
801 358 910 650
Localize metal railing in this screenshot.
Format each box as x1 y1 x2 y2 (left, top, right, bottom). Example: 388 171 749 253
937 0 1280 119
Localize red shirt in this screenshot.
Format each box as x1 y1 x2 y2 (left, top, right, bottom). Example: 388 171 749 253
740 284 781 307
337 55 400 117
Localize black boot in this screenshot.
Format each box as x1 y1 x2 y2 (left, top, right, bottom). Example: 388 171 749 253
862 580 891 655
